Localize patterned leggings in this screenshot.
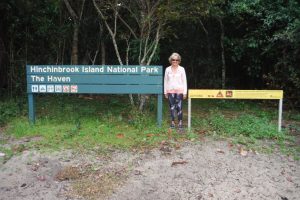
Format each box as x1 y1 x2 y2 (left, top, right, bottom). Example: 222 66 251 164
168 93 183 121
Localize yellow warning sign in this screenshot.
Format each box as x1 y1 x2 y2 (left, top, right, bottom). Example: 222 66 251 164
189 90 283 99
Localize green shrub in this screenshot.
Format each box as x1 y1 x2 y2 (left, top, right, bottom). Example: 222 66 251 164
208 111 285 139
0 100 21 126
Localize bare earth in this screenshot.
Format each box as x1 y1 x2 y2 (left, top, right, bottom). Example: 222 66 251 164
0 138 299 200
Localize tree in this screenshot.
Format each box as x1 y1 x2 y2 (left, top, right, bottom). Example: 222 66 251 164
165 0 227 88
63 0 86 65
0 0 66 97
225 0 300 105
93 0 168 109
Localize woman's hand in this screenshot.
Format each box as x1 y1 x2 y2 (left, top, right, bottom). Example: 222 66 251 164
164 94 168 99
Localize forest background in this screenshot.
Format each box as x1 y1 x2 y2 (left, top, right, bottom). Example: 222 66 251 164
1 3 300 198
0 0 299 108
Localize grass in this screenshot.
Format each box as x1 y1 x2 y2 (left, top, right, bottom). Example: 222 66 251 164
0 95 299 158
2 95 186 151
0 146 14 163
191 99 299 157
0 97 26 126
1 96 299 200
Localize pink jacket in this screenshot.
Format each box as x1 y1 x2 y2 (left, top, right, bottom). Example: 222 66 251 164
164 65 187 95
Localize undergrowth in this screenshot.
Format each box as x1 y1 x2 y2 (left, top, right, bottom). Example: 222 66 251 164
0 96 299 158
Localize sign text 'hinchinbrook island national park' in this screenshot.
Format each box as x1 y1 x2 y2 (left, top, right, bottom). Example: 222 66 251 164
26 65 163 125
27 65 162 94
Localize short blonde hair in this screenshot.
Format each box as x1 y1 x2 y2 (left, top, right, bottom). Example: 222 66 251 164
168 52 181 64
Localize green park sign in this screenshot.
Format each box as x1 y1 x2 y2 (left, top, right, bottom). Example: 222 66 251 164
26 65 163 125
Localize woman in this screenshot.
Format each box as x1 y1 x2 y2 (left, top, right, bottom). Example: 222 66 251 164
164 52 187 129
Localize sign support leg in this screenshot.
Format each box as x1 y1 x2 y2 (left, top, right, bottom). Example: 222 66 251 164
188 97 191 131
157 94 163 127
28 94 35 124
278 98 283 132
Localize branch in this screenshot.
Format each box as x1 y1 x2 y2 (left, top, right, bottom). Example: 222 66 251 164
125 38 130 65
145 38 156 58
63 0 78 21
122 2 141 29
79 0 86 21
147 23 161 65
93 0 115 37
140 22 151 65
93 0 123 65
114 0 118 36
117 14 138 39
138 36 142 64
199 19 208 36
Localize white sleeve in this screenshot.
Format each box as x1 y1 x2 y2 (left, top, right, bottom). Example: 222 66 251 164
182 67 187 95
164 67 168 94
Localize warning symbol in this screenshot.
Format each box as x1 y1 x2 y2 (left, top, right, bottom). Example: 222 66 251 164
216 91 223 97
226 91 233 97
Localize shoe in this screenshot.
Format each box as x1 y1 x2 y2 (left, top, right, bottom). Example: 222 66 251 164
170 124 175 129
178 124 183 130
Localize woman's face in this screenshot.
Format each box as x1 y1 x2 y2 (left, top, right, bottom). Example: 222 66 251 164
171 56 180 66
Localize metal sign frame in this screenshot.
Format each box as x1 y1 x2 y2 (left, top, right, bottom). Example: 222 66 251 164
188 89 284 132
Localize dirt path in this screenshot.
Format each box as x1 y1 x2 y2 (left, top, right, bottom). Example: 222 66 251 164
0 139 299 200
109 141 300 200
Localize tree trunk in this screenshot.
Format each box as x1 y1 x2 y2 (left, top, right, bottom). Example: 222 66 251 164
63 0 85 65
219 18 226 89
71 23 79 65
62 39 65 64
0 37 6 93
101 39 105 65
139 95 146 111
199 19 212 64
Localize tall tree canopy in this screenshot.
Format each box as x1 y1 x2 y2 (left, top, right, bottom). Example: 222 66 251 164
0 0 299 107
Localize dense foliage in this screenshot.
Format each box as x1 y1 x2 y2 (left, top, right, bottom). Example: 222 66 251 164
0 0 299 107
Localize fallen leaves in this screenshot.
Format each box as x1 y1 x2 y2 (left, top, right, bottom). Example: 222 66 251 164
227 142 234 149
235 189 241 193
31 164 39 171
29 159 49 171
171 160 188 167
168 128 172 139
286 176 293 183
55 166 81 181
37 175 46 181
237 146 248 156
116 133 124 139
20 183 27 187
175 143 181 150
133 170 142 175
239 148 248 156
208 193 214 197
70 166 128 200
197 129 207 135
159 141 172 153
216 149 225 154
146 134 155 138
12 144 26 153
